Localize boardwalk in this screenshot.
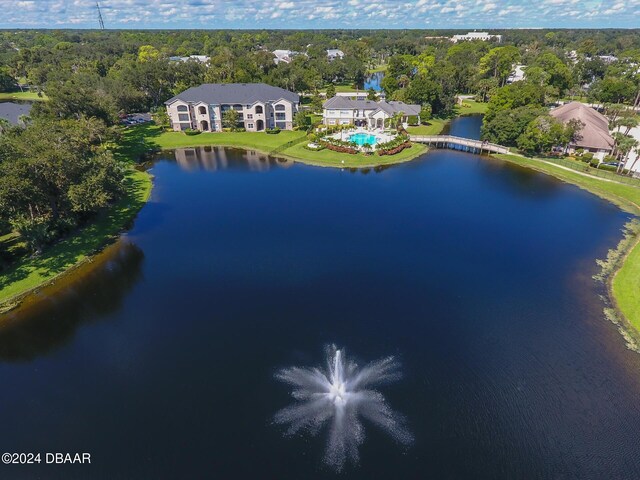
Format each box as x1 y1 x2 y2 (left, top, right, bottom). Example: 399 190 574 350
409 135 509 154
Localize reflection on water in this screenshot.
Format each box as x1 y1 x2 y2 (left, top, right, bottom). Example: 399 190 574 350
173 146 294 171
0 240 144 362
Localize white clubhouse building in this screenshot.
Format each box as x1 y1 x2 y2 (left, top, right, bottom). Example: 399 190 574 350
165 83 299 132
322 96 421 129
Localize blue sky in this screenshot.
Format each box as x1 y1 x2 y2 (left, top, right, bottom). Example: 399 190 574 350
0 0 638 29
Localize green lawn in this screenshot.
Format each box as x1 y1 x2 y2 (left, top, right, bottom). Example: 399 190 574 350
120 123 428 169
280 142 428 168
0 168 152 310
0 91 48 101
118 124 306 157
495 153 640 337
406 118 448 136
367 64 388 73
457 100 488 115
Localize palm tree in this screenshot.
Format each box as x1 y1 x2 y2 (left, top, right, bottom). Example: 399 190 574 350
624 145 640 176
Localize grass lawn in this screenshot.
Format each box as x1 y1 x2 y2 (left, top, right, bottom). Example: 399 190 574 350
406 118 448 136
456 100 488 115
280 142 428 168
118 123 306 158
0 91 48 101
0 168 152 310
367 64 388 73
495 153 640 337
121 123 428 169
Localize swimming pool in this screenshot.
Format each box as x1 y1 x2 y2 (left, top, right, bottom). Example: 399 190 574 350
348 132 378 146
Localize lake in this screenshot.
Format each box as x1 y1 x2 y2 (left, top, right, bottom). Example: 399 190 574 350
2 116 640 479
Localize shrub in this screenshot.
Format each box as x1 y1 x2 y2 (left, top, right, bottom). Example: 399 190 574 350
266 127 281 134
184 129 201 136
599 164 618 172
581 152 594 163
234 127 246 132
575 148 584 156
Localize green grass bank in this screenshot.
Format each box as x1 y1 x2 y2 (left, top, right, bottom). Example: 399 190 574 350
0 91 48 101
0 167 152 311
122 123 430 168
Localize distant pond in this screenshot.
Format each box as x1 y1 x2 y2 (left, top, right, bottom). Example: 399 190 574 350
2 117 640 479
363 71 384 91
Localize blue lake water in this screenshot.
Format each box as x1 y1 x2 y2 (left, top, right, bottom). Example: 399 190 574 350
1 116 640 479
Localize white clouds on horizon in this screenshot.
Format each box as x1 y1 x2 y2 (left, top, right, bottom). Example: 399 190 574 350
0 0 637 28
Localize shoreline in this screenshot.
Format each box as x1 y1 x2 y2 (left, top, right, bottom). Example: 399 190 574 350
3 128 639 345
0 168 153 314
493 153 640 349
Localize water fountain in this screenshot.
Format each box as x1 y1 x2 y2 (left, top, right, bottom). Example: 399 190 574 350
273 345 413 471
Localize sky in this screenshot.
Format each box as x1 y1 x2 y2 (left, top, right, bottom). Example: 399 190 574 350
0 0 638 29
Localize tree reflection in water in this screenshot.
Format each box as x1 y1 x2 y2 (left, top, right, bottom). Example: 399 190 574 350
0 240 144 362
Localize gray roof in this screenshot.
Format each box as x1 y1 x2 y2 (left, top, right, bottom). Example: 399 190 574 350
0 101 32 125
323 96 420 116
166 83 299 106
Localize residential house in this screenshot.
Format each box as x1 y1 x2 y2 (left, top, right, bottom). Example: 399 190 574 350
272 49 298 65
165 83 300 132
451 31 502 43
169 55 210 64
322 96 421 129
327 49 345 61
549 102 614 160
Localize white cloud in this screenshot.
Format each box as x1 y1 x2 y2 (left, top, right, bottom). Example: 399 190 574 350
0 0 636 28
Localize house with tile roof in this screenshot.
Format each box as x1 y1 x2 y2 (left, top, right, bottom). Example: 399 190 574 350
549 102 614 159
165 83 300 132
322 96 421 129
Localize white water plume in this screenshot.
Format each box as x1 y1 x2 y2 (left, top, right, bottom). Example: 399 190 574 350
274 345 413 471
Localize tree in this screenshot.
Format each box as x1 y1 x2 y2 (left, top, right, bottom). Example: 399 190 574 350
325 83 336 99
0 116 124 252
138 45 160 63
419 104 432 123
485 82 546 122
479 46 521 86
481 106 546 146
531 53 574 95
222 109 239 130
367 88 377 100
294 111 310 129
517 115 570 155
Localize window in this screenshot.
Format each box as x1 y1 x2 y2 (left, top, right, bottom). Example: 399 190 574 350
178 114 190 122
329 120 336 125
198 106 206 115
275 104 286 111
328 110 337 115
233 104 243 110
247 123 254 129
275 113 286 121
180 123 190 131
246 114 253 120
177 105 188 112
255 105 264 114
340 110 350 115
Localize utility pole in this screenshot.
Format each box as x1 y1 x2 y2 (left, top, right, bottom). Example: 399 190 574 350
96 2 105 30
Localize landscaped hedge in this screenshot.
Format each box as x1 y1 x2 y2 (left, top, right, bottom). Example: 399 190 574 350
378 142 411 156
184 129 201 136
266 127 281 134
320 141 358 154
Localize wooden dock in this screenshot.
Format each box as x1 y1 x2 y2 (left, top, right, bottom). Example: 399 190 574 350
409 135 509 154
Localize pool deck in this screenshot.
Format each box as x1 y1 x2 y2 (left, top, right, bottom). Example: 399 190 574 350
330 127 396 146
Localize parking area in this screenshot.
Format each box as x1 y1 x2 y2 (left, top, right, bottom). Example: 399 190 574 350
121 113 152 125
